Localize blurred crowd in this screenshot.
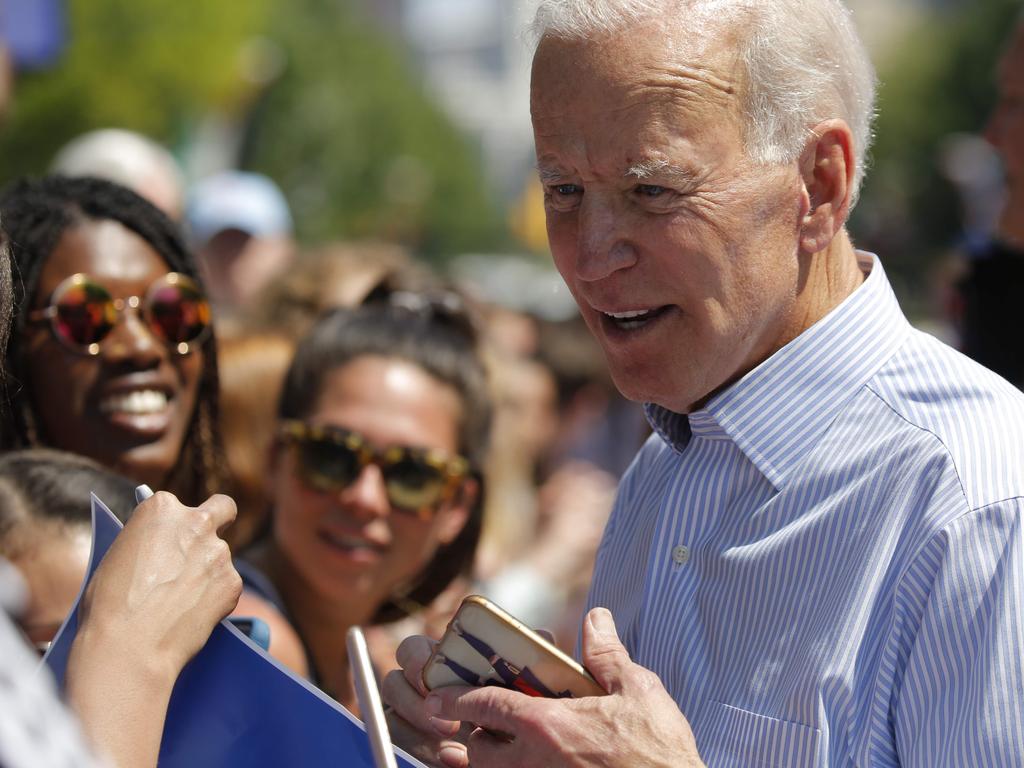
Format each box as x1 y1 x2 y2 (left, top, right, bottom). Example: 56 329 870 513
0 7 1021 768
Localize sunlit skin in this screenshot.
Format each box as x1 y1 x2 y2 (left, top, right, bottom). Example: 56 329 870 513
987 24 1024 246
243 355 475 704
531 16 864 414
23 220 203 489
10 523 91 647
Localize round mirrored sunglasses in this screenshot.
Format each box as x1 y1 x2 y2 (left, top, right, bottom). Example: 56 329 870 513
29 272 212 356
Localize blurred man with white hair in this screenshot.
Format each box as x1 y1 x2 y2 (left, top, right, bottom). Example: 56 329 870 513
385 1 1024 765
51 128 185 220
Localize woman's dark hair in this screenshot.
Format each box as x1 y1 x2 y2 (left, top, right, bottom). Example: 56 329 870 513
0 449 137 556
0 232 11 361
276 294 492 623
0 175 228 504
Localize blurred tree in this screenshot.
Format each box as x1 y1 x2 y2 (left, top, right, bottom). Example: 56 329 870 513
851 0 1021 304
0 0 271 179
240 0 509 263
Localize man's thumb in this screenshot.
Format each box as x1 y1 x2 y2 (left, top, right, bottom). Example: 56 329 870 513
581 607 632 694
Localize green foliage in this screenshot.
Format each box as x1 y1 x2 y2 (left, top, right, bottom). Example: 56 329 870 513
241 0 507 263
851 0 1021 296
0 0 506 265
0 0 271 179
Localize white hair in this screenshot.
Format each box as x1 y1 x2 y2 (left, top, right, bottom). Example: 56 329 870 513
531 0 877 204
50 128 185 216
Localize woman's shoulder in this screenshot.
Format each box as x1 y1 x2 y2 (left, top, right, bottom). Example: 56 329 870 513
232 559 311 680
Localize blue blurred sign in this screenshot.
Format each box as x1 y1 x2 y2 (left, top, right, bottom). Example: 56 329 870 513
0 0 66 69
44 495 428 768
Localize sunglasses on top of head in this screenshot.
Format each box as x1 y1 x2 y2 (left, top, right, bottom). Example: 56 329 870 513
28 272 212 356
279 420 470 520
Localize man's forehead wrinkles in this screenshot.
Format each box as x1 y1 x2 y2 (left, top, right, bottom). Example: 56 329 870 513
647 64 737 96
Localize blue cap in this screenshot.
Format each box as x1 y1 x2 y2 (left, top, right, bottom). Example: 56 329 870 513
187 171 293 245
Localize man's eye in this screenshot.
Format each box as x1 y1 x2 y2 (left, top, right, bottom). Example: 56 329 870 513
553 184 582 196
636 184 667 197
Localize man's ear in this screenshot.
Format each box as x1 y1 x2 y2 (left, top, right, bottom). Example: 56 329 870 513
798 119 855 254
435 476 478 546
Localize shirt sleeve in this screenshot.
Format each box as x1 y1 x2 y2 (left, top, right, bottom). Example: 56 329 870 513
0 562 106 768
890 498 1024 767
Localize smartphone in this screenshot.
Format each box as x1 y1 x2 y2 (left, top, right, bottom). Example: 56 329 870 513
422 595 605 699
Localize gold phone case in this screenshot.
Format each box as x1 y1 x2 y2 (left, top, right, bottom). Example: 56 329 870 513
422 595 605 699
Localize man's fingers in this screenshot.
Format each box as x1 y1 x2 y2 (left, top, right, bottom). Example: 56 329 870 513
381 669 459 737
580 607 632 695
465 726 520 768
426 684 531 734
395 634 436 696
437 742 470 768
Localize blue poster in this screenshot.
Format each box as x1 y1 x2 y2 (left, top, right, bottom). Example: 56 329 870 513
45 495 428 768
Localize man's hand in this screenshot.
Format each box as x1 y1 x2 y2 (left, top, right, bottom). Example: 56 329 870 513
381 634 473 767
385 607 704 768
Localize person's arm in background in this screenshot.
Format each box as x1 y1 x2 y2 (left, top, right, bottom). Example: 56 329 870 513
64 492 242 768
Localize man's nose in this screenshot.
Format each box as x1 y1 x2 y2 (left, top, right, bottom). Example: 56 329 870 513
575 193 638 282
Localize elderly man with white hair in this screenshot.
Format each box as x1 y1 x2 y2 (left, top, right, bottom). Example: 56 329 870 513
384 1 1024 765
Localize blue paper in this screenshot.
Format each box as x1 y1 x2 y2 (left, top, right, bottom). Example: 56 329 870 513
45 495 428 768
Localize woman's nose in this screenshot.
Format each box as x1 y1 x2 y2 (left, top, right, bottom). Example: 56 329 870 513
337 463 391 519
98 302 164 368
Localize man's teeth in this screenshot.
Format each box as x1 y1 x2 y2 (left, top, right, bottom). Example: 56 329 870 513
100 390 169 415
606 309 652 320
605 308 659 329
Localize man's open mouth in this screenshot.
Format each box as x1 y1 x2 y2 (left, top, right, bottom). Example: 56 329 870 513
601 306 671 331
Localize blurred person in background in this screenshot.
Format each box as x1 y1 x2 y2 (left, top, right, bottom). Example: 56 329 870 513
217 248 435 548
240 240 417 340
186 170 295 319
215 331 294 550
0 449 135 650
475 313 637 652
956 16 1024 388
0 175 229 505
50 129 186 221
232 295 491 710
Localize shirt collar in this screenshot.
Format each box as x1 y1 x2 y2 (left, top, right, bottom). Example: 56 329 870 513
645 253 911 489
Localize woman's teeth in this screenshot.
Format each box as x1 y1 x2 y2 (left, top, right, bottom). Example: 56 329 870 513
99 390 170 415
321 531 379 552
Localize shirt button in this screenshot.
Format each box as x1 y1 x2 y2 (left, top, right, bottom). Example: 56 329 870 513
672 544 690 565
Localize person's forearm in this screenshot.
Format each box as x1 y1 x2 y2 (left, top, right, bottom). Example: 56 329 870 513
65 619 178 768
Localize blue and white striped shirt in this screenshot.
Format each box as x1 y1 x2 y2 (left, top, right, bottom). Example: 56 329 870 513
586 253 1024 767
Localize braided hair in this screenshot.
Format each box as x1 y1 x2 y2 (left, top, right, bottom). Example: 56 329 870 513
0 175 229 505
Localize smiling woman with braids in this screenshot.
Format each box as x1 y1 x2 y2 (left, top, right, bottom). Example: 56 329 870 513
0 175 228 503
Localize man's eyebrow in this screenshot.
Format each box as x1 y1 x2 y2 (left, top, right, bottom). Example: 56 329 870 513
536 165 567 184
625 159 698 184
